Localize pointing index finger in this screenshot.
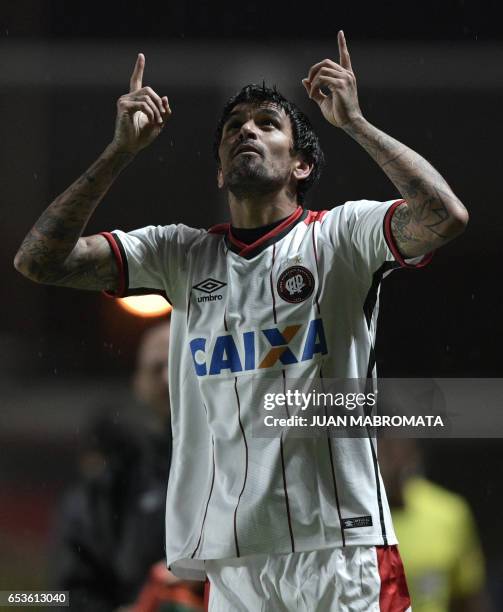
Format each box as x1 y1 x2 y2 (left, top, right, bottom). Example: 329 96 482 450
338 30 352 71
129 53 145 92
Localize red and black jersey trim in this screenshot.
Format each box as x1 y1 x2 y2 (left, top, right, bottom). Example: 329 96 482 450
384 200 434 268
208 207 330 259
304 209 328 225
100 232 128 297
207 223 228 236
361 236 431 545
362 202 434 545
222 207 308 259
362 262 396 546
100 231 172 304
363 261 398 330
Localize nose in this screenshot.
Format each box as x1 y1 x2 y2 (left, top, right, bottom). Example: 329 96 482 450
239 119 259 140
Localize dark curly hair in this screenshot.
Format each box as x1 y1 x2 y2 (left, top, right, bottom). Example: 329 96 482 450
213 84 324 204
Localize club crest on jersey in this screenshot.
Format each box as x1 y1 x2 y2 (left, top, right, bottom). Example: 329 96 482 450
189 318 327 376
192 278 227 303
277 266 314 304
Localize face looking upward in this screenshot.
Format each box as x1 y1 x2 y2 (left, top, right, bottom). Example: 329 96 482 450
217 102 312 202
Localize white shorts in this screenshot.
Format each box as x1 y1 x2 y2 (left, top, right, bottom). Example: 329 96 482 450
205 545 412 612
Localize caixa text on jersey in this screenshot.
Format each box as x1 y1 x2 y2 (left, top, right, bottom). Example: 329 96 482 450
189 318 327 376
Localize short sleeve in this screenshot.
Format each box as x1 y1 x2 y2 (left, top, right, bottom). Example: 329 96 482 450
100 224 205 302
321 199 432 278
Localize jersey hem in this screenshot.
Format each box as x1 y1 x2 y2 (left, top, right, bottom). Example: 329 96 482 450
167 534 399 580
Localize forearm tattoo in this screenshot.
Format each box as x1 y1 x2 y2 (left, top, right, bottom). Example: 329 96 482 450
344 119 468 255
16 149 133 290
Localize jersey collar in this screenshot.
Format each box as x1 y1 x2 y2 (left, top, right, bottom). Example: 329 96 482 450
225 206 308 259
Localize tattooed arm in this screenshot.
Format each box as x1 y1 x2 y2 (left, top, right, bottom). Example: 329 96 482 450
14 53 171 290
14 147 134 290
342 119 468 257
303 32 468 258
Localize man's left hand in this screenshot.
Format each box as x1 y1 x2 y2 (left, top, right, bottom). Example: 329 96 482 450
303 31 363 128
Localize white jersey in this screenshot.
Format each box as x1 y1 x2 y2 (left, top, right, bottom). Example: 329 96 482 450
102 199 431 580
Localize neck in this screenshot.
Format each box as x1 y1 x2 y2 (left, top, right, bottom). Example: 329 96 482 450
228 187 299 228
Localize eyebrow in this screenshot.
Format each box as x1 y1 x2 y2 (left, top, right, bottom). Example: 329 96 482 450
225 107 284 124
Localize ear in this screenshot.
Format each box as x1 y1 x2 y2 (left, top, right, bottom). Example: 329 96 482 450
217 166 224 189
293 157 313 182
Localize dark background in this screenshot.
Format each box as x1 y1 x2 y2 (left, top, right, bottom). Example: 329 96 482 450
1 0 502 601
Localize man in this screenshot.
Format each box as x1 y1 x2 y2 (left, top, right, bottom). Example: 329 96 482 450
15 31 468 610
379 439 491 612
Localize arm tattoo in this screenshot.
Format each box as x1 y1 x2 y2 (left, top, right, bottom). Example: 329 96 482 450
388 203 418 245
343 118 468 256
15 147 133 290
52 235 121 291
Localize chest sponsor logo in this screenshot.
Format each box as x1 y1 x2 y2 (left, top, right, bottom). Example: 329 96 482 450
193 278 227 303
189 318 327 376
277 266 314 304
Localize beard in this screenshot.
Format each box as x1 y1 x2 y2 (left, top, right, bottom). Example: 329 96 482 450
224 154 288 200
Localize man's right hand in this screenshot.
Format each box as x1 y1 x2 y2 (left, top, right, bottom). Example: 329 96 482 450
14 54 171 290
112 54 171 154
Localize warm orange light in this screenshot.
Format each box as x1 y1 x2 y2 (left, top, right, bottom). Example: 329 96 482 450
117 295 172 318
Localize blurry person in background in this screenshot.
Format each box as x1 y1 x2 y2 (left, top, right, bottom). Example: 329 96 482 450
379 438 492 612
52 320 205 612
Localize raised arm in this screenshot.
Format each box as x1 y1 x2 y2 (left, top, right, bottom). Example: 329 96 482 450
14 53 171 290
302 31 468 258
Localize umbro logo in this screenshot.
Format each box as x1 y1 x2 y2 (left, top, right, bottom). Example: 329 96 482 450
193 278 226 303
193 278 226 294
